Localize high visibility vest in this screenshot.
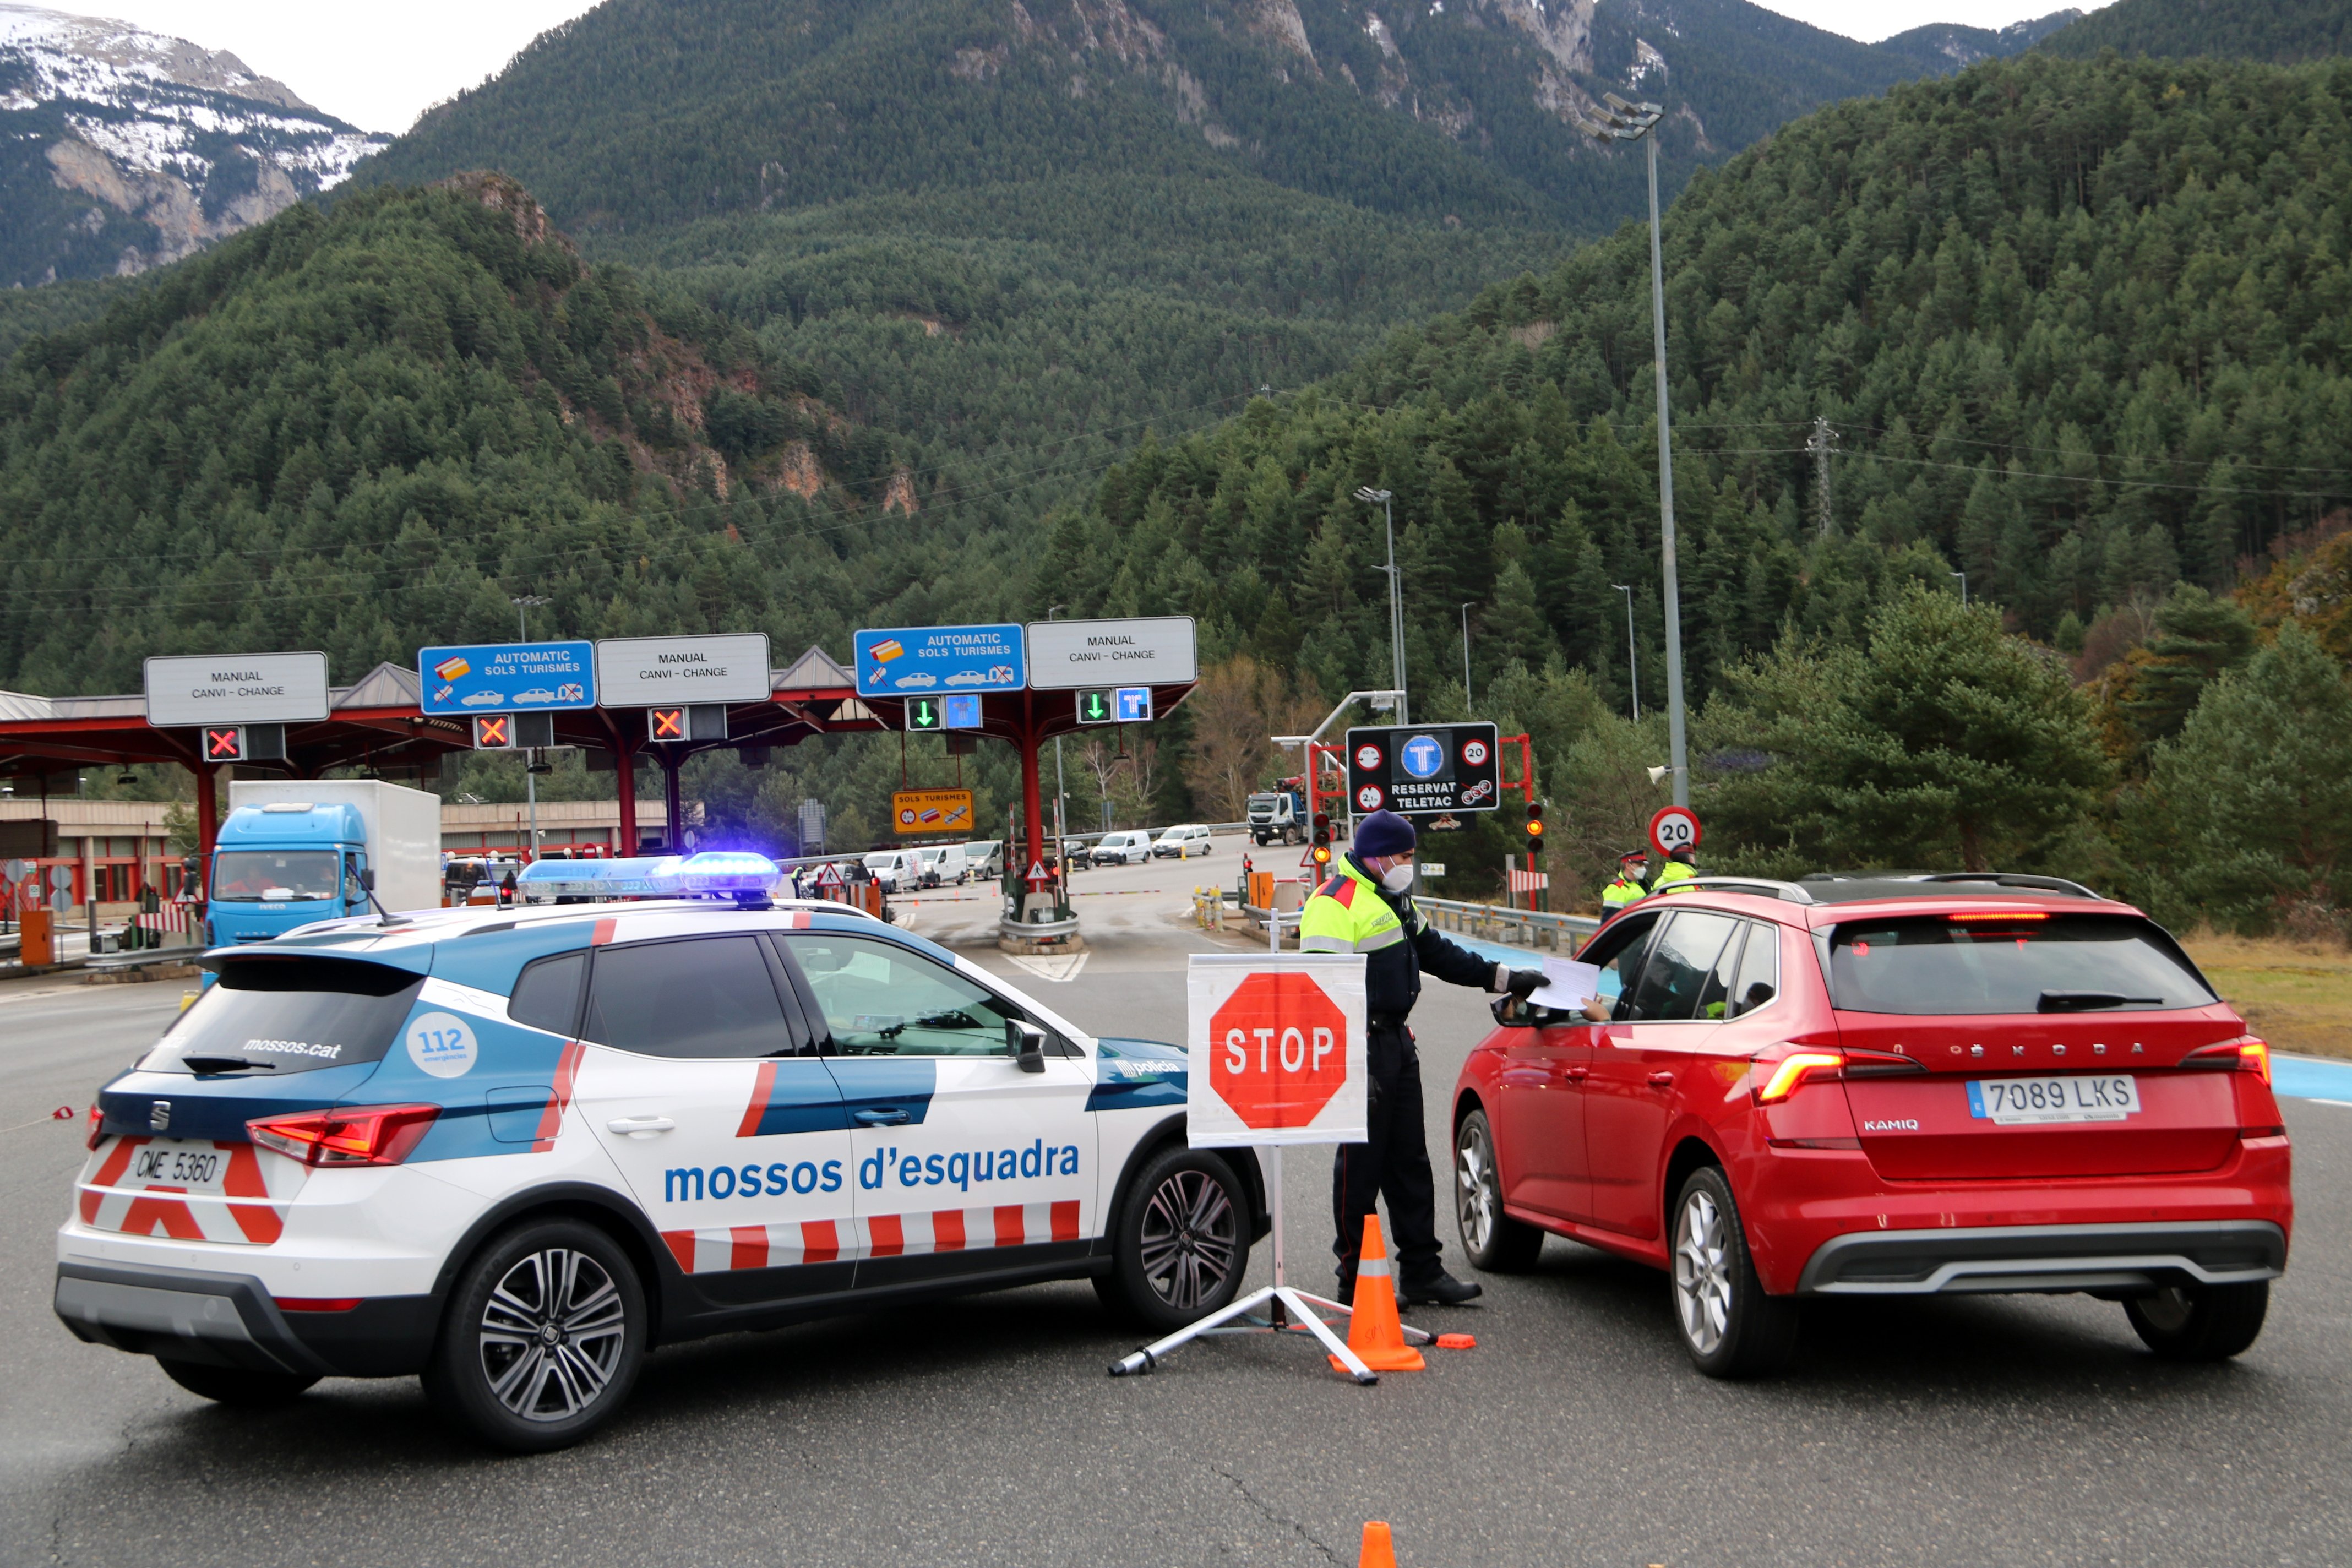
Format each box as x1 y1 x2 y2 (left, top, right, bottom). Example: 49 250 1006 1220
1653 861 1698 894
1602 876 1646 910
1299 856 1408 956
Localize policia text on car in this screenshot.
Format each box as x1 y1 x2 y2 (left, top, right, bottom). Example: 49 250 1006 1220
1300 809 1543 1305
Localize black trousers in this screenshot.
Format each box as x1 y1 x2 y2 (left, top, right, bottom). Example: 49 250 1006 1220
1331 1020 1441 1286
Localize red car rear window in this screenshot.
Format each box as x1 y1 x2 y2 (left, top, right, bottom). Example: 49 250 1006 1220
1826 913 2217 1016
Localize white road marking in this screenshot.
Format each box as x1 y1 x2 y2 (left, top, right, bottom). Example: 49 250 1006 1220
1002 950 1090 984
2310 1098 2352 1108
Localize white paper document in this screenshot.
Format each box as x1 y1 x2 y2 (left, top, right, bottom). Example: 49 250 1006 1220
1524 957 1602 1012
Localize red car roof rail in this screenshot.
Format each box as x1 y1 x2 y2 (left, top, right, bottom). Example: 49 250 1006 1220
1665 876 1819 903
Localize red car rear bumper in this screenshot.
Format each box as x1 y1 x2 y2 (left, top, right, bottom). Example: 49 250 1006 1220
1735 1135 2293 1296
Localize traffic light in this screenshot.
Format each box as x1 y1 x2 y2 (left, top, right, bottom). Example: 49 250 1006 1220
1311 812 1331 867
906 696 942 732
471 715 513 750
1525 800 1545 850
203 725 246 763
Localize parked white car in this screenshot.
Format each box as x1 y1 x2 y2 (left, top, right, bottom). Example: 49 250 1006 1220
1151 824 1213 859
1092 830 1156 865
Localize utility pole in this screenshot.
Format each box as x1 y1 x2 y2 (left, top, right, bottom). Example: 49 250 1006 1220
511 595 551 864
1575 94 1686 807
1611 582 1640 722
1459 602 1474 706
1355 487 1407 724
1808 415 1839 538
1048 605 1068 876
1951 571 1968 606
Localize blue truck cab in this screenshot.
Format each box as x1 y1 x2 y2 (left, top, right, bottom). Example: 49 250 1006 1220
208 802 373 948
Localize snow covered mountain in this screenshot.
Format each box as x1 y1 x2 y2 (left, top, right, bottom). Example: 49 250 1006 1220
0 3 387 286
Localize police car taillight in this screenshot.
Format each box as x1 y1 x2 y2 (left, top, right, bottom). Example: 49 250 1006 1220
248 1103 440 1167
85 1102 105 1151
516 850 785 903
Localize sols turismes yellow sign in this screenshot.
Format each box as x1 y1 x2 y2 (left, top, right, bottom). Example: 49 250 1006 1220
892 789 974 836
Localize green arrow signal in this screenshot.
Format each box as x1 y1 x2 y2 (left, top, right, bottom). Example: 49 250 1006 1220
908 698 940 730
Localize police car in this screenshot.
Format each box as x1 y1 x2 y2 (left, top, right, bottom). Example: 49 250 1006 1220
56 853 1265 1451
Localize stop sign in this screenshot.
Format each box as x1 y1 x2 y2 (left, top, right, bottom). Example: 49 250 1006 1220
1208 972 1351 1132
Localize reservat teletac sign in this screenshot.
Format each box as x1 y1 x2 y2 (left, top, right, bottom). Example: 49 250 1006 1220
853 624 1025 697
1344 722 1502 816
417 641 596 717
1185 955 1368 1148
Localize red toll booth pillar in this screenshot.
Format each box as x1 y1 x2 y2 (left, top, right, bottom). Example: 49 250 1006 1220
1019 694 1047 899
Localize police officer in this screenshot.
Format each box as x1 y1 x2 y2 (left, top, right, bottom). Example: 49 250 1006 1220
1653 844 1698 893
1601 850 1649 911
1301 809 1544 1305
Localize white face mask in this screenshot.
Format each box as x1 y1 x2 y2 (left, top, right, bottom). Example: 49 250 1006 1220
1379 862 1416 892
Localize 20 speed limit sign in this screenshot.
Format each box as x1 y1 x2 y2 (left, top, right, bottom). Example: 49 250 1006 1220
1648 805 1701 858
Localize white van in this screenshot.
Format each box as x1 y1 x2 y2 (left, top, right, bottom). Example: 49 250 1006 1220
964 841 1004 879
862 849 922 891
1092 829 1156 865
1152 823 1213 859
914 843 970 885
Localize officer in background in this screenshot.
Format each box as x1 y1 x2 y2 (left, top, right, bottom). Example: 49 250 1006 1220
1653 844 1698 893
1601 850 1649 911
1301 809 1544 1305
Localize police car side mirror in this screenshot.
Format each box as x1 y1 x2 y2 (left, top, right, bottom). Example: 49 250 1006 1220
1006 1019 1048 1074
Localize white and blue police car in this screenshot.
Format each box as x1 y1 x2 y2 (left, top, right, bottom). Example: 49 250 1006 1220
56 853 1264 1451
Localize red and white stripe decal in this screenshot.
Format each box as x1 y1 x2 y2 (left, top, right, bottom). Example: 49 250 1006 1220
76 1138 289 1246
661 1201 1082 1274
532 1038 587 1153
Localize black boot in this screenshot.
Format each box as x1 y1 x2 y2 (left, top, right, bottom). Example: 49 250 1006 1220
1400 1271 1483 1306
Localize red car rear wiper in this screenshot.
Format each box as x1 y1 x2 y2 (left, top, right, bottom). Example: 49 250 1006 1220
2037 990 2163 1012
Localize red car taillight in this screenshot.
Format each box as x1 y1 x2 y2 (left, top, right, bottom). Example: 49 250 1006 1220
1754 1047 1924 1104
247 1104 440 1167
2183 1036 2272 1086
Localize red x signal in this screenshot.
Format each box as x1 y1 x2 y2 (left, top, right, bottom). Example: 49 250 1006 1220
472 715 511 749
649 707 685 741
204 726 244 761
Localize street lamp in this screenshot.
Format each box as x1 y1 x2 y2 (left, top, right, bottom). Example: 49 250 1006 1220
1575 93 1688 807
1610 582 1640 722
1354 486 1407 725
1951 571 1968 606
1459 602 1475 706
511 595 552 864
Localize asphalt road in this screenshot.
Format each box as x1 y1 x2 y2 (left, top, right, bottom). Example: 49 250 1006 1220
3 855 2348 1567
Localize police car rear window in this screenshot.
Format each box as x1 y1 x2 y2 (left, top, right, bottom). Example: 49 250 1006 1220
1827 914 2217 1016
144 957 424 1075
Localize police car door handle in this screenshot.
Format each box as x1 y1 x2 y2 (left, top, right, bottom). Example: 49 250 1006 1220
607 1116 676 1137
854 1108 911 1126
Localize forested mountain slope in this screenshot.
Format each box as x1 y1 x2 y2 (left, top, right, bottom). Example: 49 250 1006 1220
0 176 883 693
1037 52 2352 718
2041 0 2352 64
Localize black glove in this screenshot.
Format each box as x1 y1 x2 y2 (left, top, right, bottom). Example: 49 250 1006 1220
1504 969 1545 1001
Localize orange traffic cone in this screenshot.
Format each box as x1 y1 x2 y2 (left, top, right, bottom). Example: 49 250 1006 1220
1329 1215 1425 1373
1358 1521 1399 1567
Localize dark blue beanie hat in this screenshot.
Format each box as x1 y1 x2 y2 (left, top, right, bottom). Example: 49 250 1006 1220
1354 809 1417 859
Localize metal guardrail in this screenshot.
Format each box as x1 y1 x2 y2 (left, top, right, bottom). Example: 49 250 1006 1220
1415 896 1600 953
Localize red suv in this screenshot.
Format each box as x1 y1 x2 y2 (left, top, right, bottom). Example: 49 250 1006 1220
1450 874 2291 1376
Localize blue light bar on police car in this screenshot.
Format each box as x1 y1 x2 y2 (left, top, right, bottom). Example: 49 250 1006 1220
514 852 783 901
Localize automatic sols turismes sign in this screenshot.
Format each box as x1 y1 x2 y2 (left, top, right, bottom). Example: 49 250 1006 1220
1343 722 1501 815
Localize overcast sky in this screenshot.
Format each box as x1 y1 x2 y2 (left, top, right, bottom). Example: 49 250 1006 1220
83 0 2114 135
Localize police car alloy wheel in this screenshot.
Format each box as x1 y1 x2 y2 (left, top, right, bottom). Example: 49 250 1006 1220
1452 1110 1541 1272
424 1219 646 1452
1095 1145 1247 1333
1669 1167 1797 1379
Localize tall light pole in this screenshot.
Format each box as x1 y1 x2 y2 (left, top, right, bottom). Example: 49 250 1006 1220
1576 94 1687 807
1354 486 1407 724
1047 605 1068 877
1458 602 1475 706
1951 571 1968 606
511 595 551 865
1610 582 1640 722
